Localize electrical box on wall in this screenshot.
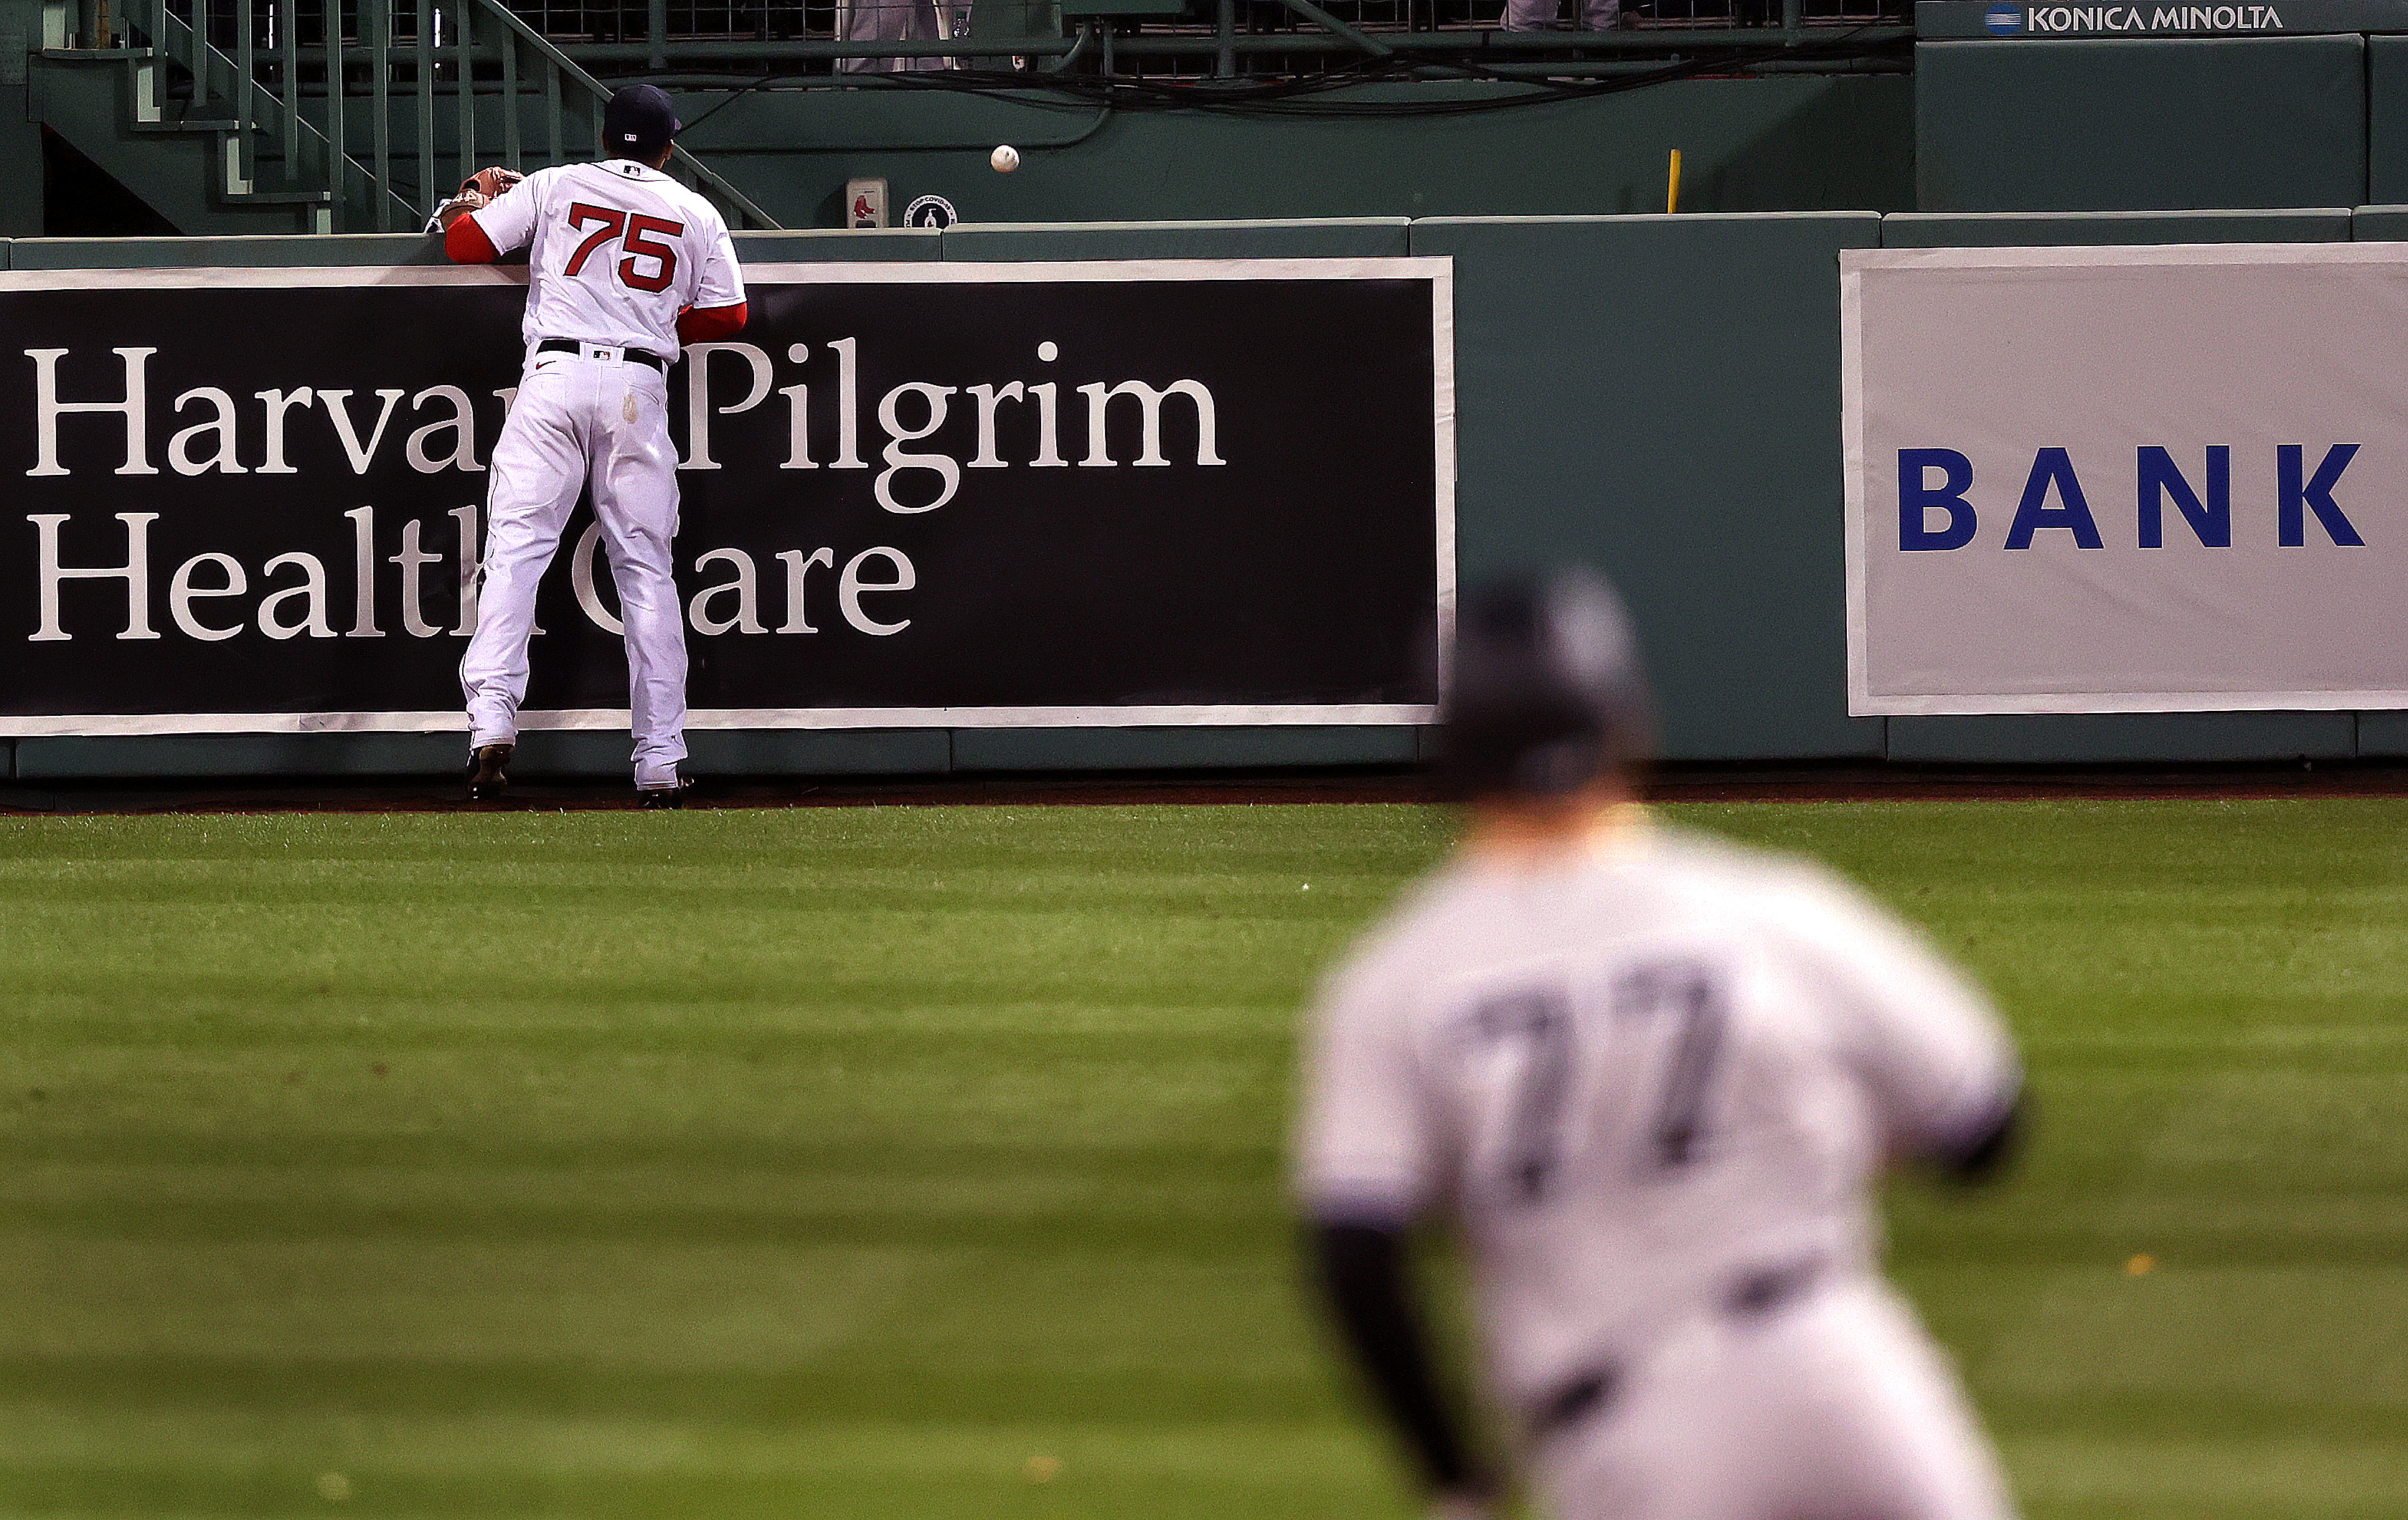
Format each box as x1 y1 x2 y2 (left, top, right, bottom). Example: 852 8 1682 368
846 178 889 228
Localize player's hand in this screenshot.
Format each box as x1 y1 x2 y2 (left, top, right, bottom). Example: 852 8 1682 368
457 166 524 202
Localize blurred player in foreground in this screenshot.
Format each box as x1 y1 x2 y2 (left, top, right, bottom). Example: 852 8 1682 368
1294 569 2026 1520
434 84 746 807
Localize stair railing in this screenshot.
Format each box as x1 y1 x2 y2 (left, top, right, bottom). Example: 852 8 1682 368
116 0 780 233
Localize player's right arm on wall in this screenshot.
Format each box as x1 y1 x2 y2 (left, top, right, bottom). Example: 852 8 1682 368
443 212 502 263
438 168 537 263
677 214 748 342
676 302 748 344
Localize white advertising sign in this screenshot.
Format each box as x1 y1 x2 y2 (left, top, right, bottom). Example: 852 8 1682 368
1842 242 2408 714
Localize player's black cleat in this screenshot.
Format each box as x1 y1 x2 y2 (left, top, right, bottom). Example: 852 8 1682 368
636 778 694 810
466 742 514 803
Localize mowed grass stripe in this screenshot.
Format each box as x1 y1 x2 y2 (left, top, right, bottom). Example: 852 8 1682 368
3 800 2405 1518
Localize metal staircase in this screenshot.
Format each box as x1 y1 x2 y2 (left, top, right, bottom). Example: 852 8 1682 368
32 0 778 234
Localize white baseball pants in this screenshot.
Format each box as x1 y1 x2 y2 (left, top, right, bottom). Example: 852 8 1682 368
1532 1276 2016 1520
461 349 687 781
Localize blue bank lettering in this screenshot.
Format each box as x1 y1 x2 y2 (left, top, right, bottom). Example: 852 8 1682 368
2003 448 2104 549
1894 445 2371 549
2277 443 2366 547
1898 448 1977 551
2137 445 2230 548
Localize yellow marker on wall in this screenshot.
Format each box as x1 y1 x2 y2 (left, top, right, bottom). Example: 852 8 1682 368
1667 148 1683 214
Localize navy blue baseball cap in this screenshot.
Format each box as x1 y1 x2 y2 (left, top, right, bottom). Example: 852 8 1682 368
1435 567 1656 800
603 85 682 158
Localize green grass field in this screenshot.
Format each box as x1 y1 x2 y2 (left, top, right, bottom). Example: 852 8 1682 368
5 798 2406 1519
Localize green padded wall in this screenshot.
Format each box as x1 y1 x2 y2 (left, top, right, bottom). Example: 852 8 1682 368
1883 209 2355 247
1916 37 2368 213
735 228 939 262
2351 203 2408 240
0 0 44 237
1886 714 2358 765
2354 712 2408 756
6 232 444 267
9 205 2402 780
2369 37 2408 206
680 76 1916 230
941 218 1410 262
1411 212 1883 762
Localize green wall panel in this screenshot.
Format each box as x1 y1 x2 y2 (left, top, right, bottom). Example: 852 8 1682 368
1886 713 2356 765
734 228 939 262
2351 204 2408 240
1916 37 2367 212
4 229 937 270
690 729 951 775
14 210 2397 776
1883 208 2353 246
2352 712 2408 755
0 91 42 239
943 217 1411 262
13 728 956 780
1414 212 1883 762
676 76 1914 231
2367 37 2408 206
6 232 445 266
17 733 461 779
951 726 1418 771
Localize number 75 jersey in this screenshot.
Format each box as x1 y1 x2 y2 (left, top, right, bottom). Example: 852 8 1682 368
469 159 745 363
1292 825 2019 1402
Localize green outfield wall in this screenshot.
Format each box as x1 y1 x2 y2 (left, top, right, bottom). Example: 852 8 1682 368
679 77 1916 229
2 209 2402 781
1915 37 2370 212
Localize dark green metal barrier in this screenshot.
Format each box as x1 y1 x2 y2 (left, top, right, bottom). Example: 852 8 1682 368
2368 37 2408 205
941 218 1410 262
1882 209 2356 247
694 77 1916 231
1915 37 2368 212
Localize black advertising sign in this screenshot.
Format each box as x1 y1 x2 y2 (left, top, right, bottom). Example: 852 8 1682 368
0 260 1452 735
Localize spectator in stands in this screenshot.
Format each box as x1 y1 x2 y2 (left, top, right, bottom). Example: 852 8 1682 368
1505 0 1629 29
839 0 951 71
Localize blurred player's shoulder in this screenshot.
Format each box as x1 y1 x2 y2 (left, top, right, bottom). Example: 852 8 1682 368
1641 822 1876 917
1318 817 1891 1007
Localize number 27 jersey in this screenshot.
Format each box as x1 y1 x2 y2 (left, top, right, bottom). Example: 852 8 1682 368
1292 825 2018 1409
468 158 745 363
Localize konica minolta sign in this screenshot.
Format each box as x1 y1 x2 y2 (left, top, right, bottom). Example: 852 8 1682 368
1917 0 2408 34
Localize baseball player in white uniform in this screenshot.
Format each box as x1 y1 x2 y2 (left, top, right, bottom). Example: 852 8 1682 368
1294 570 2026 1520
435 85 747 806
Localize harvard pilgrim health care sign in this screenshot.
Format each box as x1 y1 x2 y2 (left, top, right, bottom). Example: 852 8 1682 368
0 259 1454 736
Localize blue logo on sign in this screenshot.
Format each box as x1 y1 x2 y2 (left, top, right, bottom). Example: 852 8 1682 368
1983 4 2023 30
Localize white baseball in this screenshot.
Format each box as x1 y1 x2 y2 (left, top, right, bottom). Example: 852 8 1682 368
991 144 1020 174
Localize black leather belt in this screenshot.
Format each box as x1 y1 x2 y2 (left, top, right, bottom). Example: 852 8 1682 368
537 339 667 372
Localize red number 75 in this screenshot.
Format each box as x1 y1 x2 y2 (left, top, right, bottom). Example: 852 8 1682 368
563 202 685 293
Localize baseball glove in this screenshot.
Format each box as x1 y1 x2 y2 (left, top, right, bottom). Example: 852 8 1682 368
457 166 525 204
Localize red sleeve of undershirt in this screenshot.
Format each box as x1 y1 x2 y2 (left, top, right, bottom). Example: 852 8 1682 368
676 301 748 345
445 213 501 265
